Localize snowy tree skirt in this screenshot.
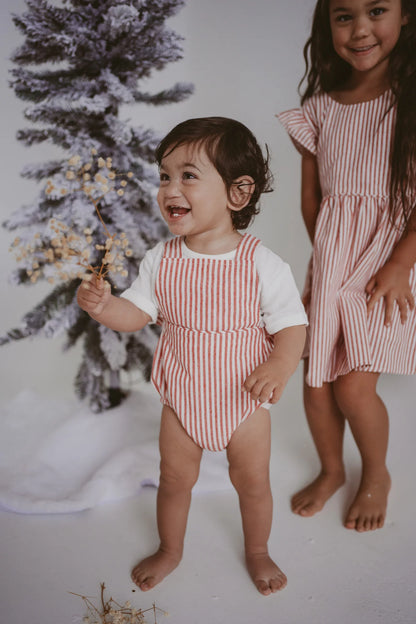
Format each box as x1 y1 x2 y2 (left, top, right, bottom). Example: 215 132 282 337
0 385 231 514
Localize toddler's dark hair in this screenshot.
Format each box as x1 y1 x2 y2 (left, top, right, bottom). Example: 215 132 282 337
155 117 273 230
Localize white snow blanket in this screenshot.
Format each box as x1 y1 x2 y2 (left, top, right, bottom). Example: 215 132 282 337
0 385 231 514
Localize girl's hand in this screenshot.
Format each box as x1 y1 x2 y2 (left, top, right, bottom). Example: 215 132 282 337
77 275 112 316
244 359 290 405
366 260 415 325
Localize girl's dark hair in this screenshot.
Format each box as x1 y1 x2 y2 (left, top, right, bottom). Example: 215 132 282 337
300 0 416 229
155 117 273 230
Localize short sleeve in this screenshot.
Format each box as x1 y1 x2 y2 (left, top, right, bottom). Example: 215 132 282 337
255 245 308 335
277 95 323 156
120 242 164 323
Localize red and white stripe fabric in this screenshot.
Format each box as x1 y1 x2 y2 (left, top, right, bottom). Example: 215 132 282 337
151 234 274 451
279 90 416 387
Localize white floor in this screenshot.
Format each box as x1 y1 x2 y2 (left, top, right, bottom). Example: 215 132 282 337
1 368 415 624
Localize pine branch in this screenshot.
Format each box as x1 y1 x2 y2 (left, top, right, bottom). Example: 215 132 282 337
4 0 193 410
132 83 194 105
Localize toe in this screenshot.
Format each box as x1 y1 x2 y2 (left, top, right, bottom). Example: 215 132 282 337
256 579 272 596
270 575 287 592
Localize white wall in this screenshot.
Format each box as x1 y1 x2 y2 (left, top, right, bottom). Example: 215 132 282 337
0 0 314 402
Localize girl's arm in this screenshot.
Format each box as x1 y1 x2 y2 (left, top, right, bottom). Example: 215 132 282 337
244 324 306 404
77 277 151 332
301 151 322 244
366 223 416 325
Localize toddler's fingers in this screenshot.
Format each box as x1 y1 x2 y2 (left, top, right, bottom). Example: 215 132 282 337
82 276 110 295
247 379 273 403
270 385 284 404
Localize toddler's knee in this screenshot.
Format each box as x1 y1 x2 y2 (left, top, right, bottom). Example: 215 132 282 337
159 461 199 492
229 465 270 498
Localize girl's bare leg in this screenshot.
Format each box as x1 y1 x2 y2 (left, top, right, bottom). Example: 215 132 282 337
333 371 391 531
131 405 203 590
227 407 287 596
291 360 346 516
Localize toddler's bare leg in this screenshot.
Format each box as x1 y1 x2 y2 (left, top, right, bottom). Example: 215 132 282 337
227 407 287 596
291 360 346 516
334 371 391 532
131 405 202 590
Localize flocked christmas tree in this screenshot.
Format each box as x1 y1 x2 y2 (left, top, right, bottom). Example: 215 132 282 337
1 0 193 412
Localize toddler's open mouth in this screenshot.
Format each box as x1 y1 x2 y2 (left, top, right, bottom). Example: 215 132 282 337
168 206 191 217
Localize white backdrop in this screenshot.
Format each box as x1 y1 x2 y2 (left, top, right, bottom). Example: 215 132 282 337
0 0 313 403
1 5 416 623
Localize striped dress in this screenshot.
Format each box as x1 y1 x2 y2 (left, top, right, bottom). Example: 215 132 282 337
151 234 274 451
278 90 416 387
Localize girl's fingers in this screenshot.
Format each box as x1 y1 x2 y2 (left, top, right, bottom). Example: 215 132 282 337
365 277 375 294
366 290 381 314
397 296 408 323
384 300 394 326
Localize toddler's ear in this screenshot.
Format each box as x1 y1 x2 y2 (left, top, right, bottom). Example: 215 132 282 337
401 13 409 25
229 175 255 211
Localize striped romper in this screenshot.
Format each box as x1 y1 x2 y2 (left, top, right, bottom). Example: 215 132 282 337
151 234 274 451
279 90 416 387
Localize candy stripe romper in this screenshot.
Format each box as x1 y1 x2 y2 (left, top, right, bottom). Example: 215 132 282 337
279 91 416 387
151 233 274 451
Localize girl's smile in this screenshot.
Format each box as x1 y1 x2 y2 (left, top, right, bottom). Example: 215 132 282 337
329 0 408 79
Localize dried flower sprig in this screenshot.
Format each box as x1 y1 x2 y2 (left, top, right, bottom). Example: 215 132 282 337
70 583 168 624
10 149 134 285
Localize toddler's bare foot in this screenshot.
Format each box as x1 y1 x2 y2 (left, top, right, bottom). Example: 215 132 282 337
131 548 181 591
246 552 287 595
291 470 345 516
344 470 391 532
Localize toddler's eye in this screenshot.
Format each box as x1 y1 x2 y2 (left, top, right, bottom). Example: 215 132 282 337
159 172 169 182
183 171 196 180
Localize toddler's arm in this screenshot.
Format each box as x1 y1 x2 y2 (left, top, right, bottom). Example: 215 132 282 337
366 227 416 325
244 325 306 404
77 276 151 332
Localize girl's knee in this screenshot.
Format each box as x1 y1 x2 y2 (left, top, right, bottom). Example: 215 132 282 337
333 372 378 414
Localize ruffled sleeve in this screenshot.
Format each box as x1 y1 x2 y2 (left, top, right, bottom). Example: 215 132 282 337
277 94 323 156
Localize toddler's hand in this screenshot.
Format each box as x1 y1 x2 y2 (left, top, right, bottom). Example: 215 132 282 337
244 359 289 405
77 275 111 316
366 260 415 325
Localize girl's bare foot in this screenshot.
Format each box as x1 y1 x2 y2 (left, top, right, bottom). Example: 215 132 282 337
344 469 391 532
291 470 345 516
246 553 287 595
131 548 181 591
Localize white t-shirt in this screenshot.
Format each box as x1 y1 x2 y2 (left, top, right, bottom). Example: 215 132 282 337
121 238 307 334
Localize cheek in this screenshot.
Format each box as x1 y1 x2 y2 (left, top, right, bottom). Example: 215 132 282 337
330 27 346 54
380 23 403 49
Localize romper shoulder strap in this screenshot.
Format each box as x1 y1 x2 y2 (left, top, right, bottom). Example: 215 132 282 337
162 236 183 258
236 233 261 260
